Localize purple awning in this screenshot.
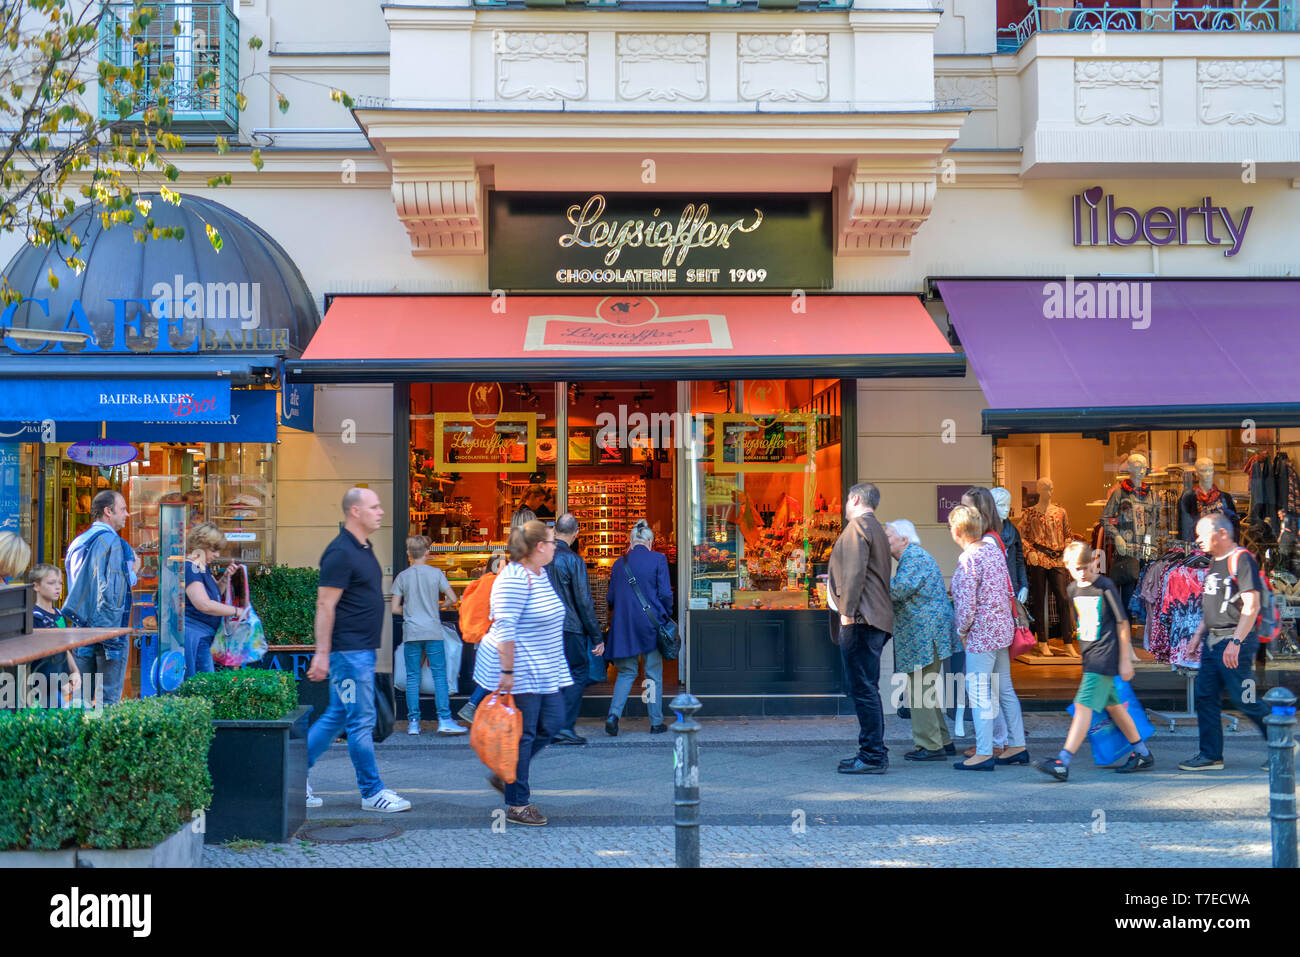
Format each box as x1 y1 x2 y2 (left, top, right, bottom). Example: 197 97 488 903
938 279 1300 433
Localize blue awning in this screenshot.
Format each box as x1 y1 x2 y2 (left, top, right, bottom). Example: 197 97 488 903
0 378 231 422
104 389 277 443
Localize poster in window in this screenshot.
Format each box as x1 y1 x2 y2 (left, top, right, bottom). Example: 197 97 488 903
536 428 558 465
597 430 626 465
713 413 816 473
434 412 536 473
567 429 592 465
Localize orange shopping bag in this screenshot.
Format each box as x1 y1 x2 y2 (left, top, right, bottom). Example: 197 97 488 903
469 692 523 783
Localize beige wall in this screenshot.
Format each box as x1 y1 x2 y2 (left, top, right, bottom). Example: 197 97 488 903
858 369 992 581
276 382 396 669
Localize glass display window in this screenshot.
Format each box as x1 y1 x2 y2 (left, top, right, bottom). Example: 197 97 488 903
685 379 843 611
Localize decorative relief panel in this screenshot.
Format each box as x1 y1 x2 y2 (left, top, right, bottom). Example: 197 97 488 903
1198 60 1284 126
495 32 587 101
1074 59 1161 126
737 33 828 103
617 34 708 102
392 164 483 255
934 75 996 109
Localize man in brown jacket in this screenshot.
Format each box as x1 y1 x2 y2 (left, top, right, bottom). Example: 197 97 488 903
828 481 895 774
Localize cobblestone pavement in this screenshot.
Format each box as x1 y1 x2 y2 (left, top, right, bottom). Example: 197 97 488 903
204 715 1285 868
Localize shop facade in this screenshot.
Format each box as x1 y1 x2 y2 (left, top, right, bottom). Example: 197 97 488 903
0 193 319 695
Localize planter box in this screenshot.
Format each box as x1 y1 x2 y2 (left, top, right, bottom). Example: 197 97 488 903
204 704 312 845
255 645 330 721
0 824 202 868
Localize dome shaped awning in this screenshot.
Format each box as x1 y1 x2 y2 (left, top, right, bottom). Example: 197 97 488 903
1 193 319 357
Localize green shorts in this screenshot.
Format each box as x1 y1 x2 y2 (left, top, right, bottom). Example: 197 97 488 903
1074 672 1121 712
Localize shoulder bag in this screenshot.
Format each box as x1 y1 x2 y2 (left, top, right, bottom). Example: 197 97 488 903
625 567 680 661
1006 566 1037 659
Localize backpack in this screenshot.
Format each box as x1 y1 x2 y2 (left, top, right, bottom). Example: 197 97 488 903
458 571 496 644
1228 548 1281 643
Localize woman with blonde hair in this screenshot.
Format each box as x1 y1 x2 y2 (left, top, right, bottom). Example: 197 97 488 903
0 531 32 582
183 522 243 678
473 520 570 826
948 505 1027 770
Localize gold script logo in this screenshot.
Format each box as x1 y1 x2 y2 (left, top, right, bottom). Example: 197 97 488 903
558 195 764 267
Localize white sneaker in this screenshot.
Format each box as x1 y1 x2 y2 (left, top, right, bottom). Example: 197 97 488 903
407 720 420 735
438 718 469 736
361 788 411 813
306 784 322 808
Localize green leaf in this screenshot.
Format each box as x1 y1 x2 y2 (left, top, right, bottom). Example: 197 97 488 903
235 91 247 111
247 35 263 51
249 149 263 172
277 93 289 114
205 222 223 252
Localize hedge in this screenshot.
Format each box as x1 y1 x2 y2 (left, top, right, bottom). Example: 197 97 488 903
177 669 297 721
250 565 319 645
0 697 213 851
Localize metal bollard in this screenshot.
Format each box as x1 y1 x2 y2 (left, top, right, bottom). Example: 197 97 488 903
1263 686 1297 869
670 692 702 868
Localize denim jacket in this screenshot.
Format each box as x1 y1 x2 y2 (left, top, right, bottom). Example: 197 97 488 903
62 523 131 631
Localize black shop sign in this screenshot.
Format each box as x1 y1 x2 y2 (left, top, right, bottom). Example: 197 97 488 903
488 192 832 292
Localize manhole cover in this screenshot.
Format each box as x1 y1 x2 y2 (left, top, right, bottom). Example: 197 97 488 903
299 819 403 844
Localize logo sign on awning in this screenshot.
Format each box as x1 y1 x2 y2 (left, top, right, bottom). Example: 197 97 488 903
433 412 537 473
67 440 139 467
490 192 833 292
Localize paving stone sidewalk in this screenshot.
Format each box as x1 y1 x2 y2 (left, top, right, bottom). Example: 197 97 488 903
204 713 1287 867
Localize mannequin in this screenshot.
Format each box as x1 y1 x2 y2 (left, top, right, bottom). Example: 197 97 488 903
991 487 1028 604
1178 456 1238 542
1101 452 1162 620
1019 478 1079 658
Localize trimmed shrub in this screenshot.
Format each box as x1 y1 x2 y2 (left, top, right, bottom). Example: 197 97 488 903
177 669 297 721
249 565 319 645
0 697 213 851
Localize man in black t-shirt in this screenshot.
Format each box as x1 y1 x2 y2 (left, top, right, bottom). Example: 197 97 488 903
304 487 411 813
1179 513 1273 772
1034 542 1152 781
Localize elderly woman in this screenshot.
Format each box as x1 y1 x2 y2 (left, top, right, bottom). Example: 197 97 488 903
183 522 243 678
604 519 674 736
886 520 962 760
949 505 1028 770
474 520 570 827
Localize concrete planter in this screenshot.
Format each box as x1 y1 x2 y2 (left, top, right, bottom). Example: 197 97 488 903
204 704 313 845
0 824 202 868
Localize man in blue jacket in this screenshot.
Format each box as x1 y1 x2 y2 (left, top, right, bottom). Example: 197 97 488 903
63 490 133 707
546 513 605 744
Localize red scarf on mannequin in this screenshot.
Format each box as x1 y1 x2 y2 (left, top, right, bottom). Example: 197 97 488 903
1120 478 1150 496
1195 485 1222 507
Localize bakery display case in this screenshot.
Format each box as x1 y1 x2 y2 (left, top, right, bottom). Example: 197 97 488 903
206 474 275 567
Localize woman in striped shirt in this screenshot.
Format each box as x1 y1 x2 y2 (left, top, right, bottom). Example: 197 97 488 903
473 520 571 827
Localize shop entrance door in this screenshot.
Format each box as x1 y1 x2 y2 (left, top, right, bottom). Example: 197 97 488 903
563 381 682 705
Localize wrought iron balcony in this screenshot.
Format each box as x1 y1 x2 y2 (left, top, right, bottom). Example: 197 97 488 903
997 0 1297 52
98 1 239 131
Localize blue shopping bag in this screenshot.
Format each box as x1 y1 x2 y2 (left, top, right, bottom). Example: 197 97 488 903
1066 677 1155 766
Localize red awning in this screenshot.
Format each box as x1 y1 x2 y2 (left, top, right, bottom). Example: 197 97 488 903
287 294 962 382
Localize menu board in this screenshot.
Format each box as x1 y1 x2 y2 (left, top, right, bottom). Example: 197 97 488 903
433 412 537 473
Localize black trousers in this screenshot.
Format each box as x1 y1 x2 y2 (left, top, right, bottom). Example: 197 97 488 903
1027 564 1075 643
837 621 890 765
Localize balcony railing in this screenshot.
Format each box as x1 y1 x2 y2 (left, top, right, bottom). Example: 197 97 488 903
997 0 1296 51
98 1 239 131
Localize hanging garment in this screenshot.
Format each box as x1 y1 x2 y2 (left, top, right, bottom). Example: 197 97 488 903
1245 453 1275 526
1147 564 1206 666
1178 486 1239 541
1274 453 1300 525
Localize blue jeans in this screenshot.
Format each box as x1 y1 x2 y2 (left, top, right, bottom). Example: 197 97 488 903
402 638 451 723
609 649 664 725
72 635 128 707
1195 634 1269 761
964 647 1026 757
560 630 589 732
307 649 385 800
469 684 489 707
505 691 564 808
184 621 217 679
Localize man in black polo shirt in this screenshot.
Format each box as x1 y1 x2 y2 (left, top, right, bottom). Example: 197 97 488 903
1179 513 1273 772
305 487 410 812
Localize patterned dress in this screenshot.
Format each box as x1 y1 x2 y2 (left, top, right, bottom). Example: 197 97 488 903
889 544 962 674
